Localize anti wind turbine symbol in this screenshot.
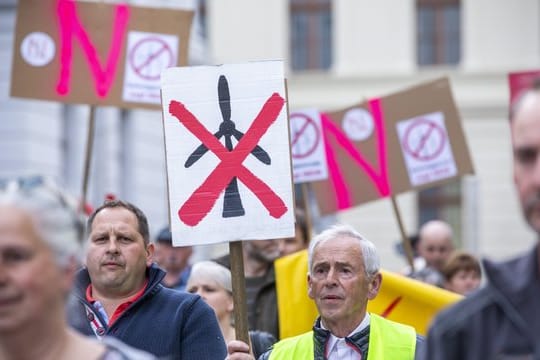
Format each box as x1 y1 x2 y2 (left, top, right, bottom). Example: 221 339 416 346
184 75 272 218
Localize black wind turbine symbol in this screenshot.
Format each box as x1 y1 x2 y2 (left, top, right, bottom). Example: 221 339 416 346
184 75 272 218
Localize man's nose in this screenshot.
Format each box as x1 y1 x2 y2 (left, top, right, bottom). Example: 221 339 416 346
106 237 120 253
324 268 339 285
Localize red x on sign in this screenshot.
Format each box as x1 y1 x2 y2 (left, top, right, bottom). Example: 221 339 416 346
168 93 288 226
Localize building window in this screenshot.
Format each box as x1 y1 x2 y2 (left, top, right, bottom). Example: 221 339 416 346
418 181 462 246
290 0 332 71
417 0 461 66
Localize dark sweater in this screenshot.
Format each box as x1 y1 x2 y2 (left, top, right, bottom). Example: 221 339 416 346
67 264 227 359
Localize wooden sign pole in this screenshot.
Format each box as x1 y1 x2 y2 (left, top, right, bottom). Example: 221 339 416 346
80 106 96 213
229 241 250 345
390 195 415 272
301 182 314 241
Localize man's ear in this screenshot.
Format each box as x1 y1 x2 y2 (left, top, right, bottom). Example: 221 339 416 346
61 255 78 294
367 272 382 300
146 243 155 266
307 273 314 300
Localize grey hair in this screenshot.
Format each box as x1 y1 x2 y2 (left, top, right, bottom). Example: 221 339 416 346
308 224 380 278
188 260 233 293
0 177 83 267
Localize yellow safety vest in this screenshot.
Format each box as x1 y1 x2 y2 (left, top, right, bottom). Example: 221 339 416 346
269 314 416 360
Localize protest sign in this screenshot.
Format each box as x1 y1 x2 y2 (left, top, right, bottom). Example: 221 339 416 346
289 109 328 184
161 61 295 246
11 0 193 108
311 78 474 215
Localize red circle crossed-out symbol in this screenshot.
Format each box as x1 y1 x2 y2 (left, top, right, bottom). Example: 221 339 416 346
129 37 174 81
290 113 320 159
168 93 288 227
403 118 447 161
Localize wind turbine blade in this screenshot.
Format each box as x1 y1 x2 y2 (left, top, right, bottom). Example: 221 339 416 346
232 129 271 165
218 75 231 122
185 130 224 168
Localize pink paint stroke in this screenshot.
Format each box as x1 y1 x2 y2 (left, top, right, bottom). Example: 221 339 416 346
56 0 129 98
321 98 391 211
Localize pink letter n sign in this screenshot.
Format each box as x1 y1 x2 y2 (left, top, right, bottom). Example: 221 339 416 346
10 0 193 109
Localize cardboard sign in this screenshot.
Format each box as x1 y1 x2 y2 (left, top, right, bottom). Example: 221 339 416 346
161 61 295 246
311 78 474 215
11 0 193 109
508 69 540 107
290 109 328 184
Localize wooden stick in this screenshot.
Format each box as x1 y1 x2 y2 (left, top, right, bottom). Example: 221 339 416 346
80 106 96 213
229 241 250 344
390 195 415 272
301 182 313 241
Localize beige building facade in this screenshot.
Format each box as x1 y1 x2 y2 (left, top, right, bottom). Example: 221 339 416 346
1 0 538 269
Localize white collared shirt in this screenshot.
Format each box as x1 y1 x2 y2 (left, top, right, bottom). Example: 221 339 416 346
322 313 370 360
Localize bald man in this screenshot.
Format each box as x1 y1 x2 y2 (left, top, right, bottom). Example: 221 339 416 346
411 220 454 287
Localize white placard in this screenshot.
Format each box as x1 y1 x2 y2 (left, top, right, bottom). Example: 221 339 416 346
396 111 457 186
290 109 328 183
123 31 179 104
161 60 295 246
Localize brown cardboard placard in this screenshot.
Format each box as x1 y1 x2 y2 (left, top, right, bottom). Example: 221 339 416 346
312 77 474 215
10 0 193 109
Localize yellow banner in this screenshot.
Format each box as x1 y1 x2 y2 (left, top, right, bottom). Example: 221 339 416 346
275 250 462 339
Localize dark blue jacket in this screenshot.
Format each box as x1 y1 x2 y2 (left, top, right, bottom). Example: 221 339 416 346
67 264 227 359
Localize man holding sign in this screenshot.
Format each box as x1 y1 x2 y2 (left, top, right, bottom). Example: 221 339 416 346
228 225 424 359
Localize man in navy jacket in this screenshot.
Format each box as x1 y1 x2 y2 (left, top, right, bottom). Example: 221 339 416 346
67 200 226 359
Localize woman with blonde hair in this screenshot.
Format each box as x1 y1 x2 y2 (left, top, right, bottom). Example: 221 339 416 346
187 260 276 358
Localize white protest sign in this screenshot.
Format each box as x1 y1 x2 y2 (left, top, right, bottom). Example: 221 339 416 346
396 111 457 186
123 31 179 104
161 60 295 246
290 109 328 183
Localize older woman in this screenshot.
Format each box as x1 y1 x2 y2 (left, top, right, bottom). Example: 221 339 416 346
0 176 154 360
187 260 276 358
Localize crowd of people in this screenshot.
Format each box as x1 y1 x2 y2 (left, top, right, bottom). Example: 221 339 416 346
2 82 540 360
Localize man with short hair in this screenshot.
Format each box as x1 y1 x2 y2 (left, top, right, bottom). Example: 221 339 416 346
67 200 226 359
153 226 193 291
423 80 540 358
228 224 424 359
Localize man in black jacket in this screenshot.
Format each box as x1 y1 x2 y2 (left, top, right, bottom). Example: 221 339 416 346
423 81 540 359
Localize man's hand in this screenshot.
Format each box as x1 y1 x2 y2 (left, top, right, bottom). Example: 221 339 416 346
226 340 255 360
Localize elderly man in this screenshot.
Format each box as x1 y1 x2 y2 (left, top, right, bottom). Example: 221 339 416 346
423 81 540 357
67 200 226 359
228 224 424 359
410 220 454 287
